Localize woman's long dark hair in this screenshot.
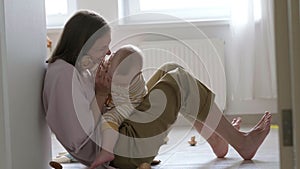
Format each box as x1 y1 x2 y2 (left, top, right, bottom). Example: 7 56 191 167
47 10 110 66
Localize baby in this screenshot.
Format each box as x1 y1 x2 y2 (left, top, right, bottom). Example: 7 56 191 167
93 45 148 166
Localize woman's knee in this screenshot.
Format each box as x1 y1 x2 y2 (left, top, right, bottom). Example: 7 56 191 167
158 62 183 73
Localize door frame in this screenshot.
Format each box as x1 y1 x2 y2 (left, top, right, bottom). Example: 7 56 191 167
288 0 300 167
274 0 300 168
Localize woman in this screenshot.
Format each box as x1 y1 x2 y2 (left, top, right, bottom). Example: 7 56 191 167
43 10 112 166
43 10 272 169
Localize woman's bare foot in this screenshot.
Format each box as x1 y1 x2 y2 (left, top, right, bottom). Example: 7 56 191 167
90 150 115 169
235 112 271 160
207 117 242 158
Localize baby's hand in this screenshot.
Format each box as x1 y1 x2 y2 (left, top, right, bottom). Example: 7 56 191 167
95 59 112 95
90 150 115 169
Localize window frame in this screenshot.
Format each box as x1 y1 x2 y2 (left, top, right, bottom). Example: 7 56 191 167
45 0 77 28
119 0 231 25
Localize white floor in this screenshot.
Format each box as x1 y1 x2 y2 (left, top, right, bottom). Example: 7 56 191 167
52 126 279 169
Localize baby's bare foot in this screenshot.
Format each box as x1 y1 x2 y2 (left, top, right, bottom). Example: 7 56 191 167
209 117 242 158
237 112 271 160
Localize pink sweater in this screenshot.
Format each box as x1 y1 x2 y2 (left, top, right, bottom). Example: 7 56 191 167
43 59 100 166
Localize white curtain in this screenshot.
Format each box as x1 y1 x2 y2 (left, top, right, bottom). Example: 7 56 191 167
228 0 277 101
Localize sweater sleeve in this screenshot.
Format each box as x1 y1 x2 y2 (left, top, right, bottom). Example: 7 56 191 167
101 103 136 131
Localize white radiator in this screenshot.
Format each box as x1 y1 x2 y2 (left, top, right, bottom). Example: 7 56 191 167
138 39 226 111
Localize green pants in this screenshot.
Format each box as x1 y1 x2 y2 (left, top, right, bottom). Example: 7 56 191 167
111 63 214 169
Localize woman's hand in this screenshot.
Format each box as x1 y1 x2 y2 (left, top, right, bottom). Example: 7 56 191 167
90 150 115 169
95 59 111 96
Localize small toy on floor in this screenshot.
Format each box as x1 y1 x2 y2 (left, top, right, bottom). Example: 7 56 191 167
52 152 78 163
137 162 151 169
188 136 197 146
163 136 169 144
150 159 161 165
49 161 62 169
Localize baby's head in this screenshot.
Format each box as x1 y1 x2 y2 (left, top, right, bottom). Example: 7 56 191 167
108 45 143 86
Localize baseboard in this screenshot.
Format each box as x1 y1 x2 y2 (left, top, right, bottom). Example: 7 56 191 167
173 114 193 126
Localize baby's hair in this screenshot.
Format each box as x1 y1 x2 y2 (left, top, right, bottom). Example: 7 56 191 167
113 45 143 76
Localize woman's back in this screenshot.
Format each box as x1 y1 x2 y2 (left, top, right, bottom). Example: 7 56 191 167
43 59 98 166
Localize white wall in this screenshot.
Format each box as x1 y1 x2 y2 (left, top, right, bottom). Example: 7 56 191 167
47 0 277 115
0 0 51 168
77 0 118 23
0 1 7 168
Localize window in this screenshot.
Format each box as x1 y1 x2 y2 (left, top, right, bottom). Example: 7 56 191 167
45 0 77 28
120 0 231 24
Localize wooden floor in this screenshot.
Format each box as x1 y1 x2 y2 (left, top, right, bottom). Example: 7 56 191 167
52 125 279 169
